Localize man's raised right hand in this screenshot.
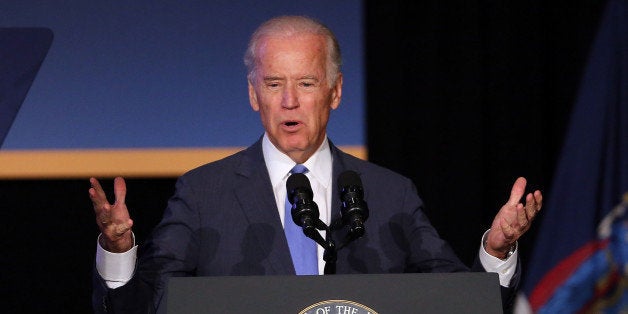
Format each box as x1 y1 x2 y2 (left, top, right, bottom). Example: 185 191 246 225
89 177 134 253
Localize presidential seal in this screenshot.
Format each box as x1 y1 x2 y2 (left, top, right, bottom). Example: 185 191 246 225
299 299 378 314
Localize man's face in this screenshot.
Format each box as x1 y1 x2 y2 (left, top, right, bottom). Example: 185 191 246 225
248 33 342 163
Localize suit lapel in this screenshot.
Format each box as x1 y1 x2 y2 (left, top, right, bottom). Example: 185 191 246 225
330 142 353 224
232 140 295 275
329 141 366 248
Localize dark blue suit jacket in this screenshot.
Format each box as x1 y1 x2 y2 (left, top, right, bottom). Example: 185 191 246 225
93 138 518 313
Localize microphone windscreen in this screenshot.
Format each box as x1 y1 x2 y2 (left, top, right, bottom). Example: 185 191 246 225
287 173 311 194
337 170 362 189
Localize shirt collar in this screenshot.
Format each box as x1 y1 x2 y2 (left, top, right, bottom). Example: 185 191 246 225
262 133 332 190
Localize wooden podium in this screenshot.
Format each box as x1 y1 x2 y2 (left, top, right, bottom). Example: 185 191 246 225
165 273 502 313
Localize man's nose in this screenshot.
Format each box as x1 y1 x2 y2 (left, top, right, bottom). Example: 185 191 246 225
282 85 299 109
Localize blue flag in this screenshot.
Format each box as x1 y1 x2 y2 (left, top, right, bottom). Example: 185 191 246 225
521 0 628 312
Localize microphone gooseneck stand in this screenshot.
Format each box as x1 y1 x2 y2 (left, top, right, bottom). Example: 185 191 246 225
287 171 369 275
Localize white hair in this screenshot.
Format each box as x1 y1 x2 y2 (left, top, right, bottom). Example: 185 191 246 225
243 15 342 86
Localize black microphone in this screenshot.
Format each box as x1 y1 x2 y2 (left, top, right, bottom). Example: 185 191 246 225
338 170 369 239
286 173 326 244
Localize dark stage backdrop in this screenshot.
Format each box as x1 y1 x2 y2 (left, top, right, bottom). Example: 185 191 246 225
1 1 607 312
366 0 607 267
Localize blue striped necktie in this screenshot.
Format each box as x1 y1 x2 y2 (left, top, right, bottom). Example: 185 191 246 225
284 164 317 275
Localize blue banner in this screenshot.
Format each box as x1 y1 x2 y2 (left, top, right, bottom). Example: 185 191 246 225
521 0 628 312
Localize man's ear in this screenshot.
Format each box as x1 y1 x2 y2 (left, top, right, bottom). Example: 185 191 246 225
248 80 260 111
330 73 343 110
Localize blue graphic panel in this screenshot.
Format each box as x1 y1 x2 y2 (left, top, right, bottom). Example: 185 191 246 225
0 1 364 149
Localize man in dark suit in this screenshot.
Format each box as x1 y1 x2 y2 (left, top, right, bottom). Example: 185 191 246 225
90 15 542 313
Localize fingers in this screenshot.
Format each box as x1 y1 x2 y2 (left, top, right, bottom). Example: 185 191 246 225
508 177 542 226
111 219 134 236
90 178 113 228
515 202 529 229
507 177 527 206
499 217 516 241
506 189 543 239
89 177 134 252
89 177 109 208
113 177 127 206
487 179 543 257
89 177 130 227
89 177 127 209
100 219 135 252
524 190 542 221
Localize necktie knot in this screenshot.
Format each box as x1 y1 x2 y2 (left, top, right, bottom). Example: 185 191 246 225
290 164 308 175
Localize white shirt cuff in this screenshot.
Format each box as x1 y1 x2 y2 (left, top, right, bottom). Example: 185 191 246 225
478 229 517 287
95 233 138 289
